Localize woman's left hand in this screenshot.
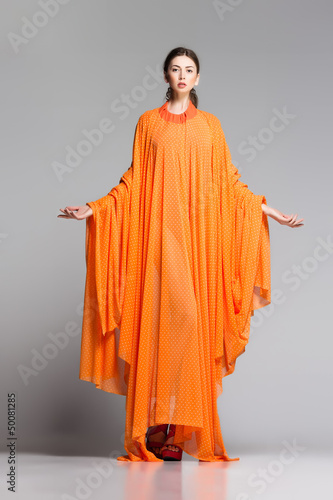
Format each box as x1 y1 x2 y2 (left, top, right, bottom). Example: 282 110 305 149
262 204 304 228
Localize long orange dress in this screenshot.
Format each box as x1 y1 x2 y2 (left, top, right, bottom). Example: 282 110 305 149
79 99 271 462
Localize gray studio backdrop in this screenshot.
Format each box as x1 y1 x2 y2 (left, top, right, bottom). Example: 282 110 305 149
1 0 332 458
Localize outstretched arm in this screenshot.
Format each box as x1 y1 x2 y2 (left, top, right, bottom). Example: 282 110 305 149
58 205 93 220
262 203 304 228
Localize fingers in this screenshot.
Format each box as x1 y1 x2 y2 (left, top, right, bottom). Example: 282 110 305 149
64 208 72 217
57 207 76 219
289 214 305 228
288 214 297 227
281 213 296 222
57 208 70 218
281 212 304 228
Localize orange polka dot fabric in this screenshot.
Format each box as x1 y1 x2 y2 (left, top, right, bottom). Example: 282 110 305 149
79 99 271 462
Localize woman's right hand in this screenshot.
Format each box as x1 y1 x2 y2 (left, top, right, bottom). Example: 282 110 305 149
57 205 93 220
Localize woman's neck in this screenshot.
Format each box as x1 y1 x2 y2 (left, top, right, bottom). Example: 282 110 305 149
167 96 191 115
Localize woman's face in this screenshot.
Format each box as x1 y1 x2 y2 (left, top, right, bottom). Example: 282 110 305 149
164 55 200 96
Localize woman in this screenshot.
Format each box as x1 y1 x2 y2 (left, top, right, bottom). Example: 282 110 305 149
58 47 304 462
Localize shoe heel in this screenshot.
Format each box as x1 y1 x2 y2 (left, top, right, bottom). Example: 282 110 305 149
161 424 183 461
146 423 169 459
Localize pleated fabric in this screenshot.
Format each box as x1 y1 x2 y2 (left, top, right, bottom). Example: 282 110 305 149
79 99 271 462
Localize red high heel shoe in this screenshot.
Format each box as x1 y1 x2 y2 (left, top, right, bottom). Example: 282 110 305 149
146 424 169 459
161 424 183 461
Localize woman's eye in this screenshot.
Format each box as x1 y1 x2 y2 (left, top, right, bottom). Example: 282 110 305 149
172 68 193 73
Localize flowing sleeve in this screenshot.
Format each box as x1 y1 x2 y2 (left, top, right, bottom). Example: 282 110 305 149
212 115 271 377
221 122 271 313
84 164 133 337
79 116 144 395
83 114 145 336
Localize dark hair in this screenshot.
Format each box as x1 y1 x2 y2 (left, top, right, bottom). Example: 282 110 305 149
163 47 200 108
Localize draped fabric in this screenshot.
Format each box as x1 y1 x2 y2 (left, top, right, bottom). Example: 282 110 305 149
79 99 271 462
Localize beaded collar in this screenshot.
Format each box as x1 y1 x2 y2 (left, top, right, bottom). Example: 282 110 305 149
159 99 198 123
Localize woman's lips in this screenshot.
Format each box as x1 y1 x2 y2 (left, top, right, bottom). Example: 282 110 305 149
177 83 187 87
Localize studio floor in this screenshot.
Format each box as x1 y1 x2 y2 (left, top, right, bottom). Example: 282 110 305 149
1 450 332 499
